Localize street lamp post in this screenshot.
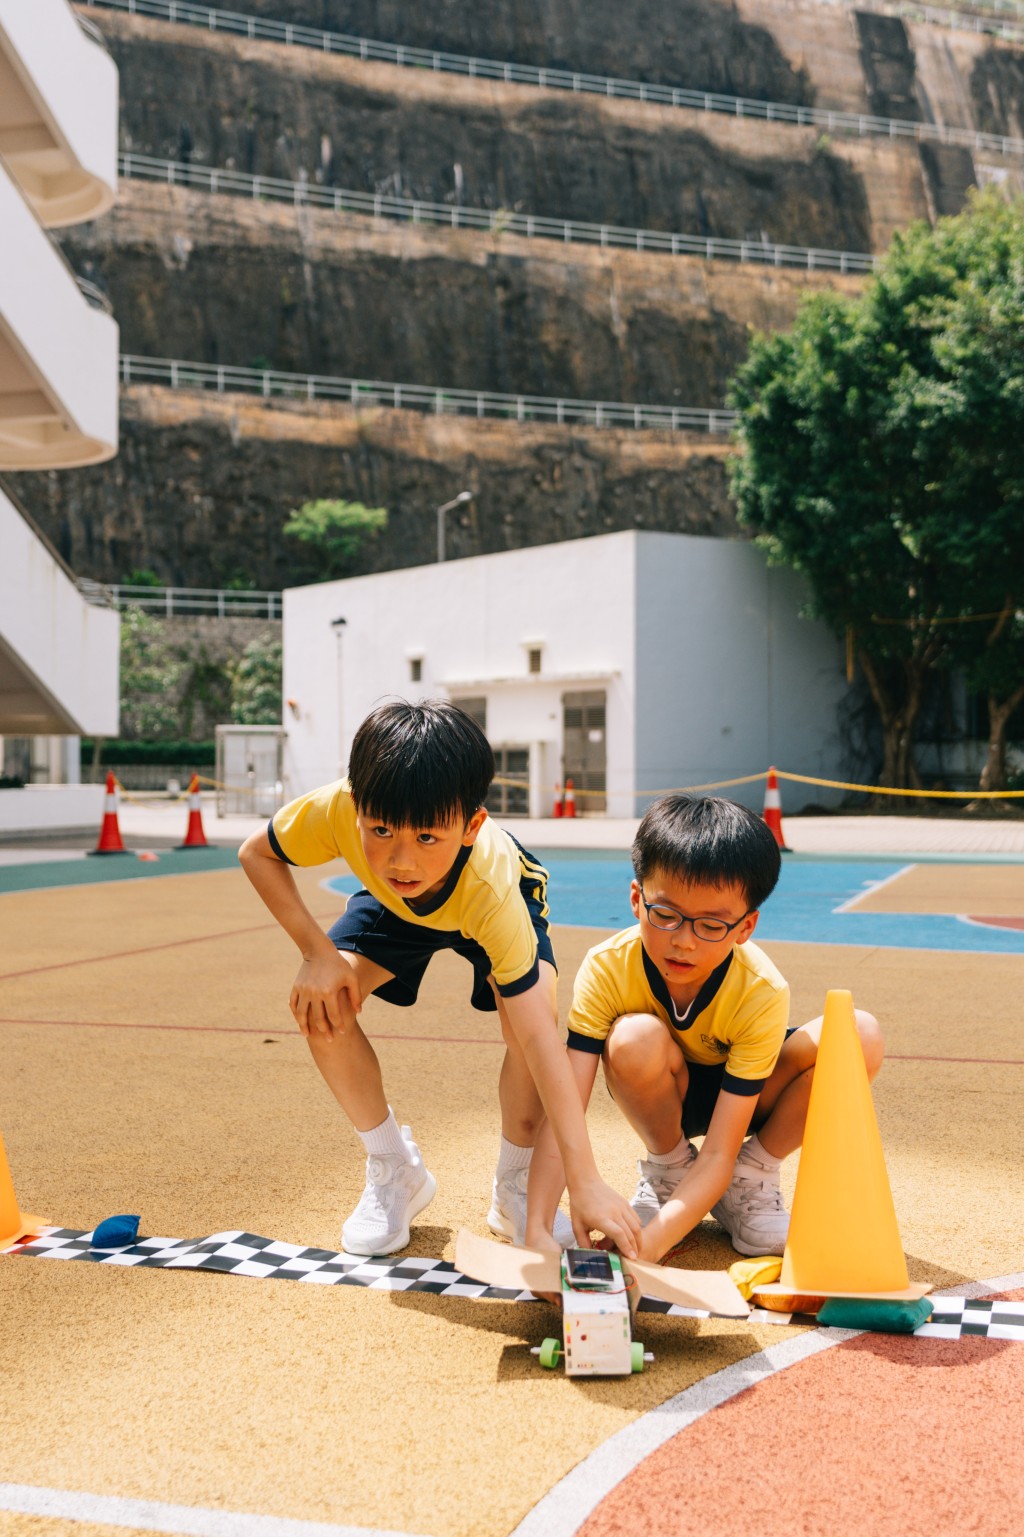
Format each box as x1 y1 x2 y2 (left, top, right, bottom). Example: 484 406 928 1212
331 615 347 777
436 490 474 563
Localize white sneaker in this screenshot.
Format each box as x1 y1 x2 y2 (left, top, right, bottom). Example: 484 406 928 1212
711 1170 789 1256
488 1166 576 1249
630 1142 698 1227
341 1127 436 1257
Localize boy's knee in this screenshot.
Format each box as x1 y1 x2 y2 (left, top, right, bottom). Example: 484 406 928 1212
854 1009 884 1078
605 1013 679 1086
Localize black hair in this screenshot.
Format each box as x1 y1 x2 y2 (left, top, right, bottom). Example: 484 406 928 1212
348 699 494 828
631 794 781 911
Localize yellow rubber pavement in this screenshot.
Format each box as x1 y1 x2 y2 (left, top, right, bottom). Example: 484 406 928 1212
1 862 1022 1536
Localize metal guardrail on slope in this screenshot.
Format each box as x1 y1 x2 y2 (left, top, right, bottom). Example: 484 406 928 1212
77 580 283 617
119 354 740 434
87 0 1024 159
120 153 880 276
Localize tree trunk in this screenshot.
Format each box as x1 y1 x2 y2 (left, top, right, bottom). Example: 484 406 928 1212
858 650 928 794
980 685 1024 793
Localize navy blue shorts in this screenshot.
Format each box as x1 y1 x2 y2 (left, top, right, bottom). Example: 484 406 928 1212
328 850 555 1013
681 1026 797 1137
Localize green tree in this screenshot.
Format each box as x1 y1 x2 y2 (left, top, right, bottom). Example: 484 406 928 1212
963 606 1024 792
728 188 1024 791
283 497 388 580
118 605 185 740
230 632 282 724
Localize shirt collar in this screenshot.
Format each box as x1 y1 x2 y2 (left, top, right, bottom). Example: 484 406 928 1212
404 841 473 915
641 944 733 1029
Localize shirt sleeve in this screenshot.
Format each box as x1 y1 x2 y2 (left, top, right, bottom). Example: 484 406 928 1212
720 983 790 1095
471 884 540 995
565 951 621 1053
269 782 350 867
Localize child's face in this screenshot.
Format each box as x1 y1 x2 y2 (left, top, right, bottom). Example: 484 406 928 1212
630 868 758 999
357 807 487 900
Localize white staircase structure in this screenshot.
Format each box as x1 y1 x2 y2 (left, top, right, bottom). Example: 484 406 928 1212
0 0 120 831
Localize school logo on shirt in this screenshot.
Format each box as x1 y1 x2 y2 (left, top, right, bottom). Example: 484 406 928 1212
702 1034 730 1055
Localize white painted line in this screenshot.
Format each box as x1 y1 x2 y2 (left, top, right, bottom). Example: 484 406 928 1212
509 1270 1024 1537
833 863 915 914
0 1485 432 1537
507 1327 853 1537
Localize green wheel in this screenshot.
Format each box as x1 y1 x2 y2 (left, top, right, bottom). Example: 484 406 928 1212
539 1337 562 1369
631 1342 645 1374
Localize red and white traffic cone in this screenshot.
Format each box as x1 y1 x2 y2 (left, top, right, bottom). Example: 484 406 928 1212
564 777 577 818
90 771 128 854
762 767 790 852
178 773 209 848
553 782 564 819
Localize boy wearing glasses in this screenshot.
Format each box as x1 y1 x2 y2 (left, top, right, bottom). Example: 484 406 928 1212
526 794 882 1261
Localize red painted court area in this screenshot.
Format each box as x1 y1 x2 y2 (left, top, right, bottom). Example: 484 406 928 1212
579 1287 1024 1537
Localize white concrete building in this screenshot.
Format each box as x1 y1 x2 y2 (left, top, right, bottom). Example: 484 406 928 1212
282 530 850 817
0 0 120 835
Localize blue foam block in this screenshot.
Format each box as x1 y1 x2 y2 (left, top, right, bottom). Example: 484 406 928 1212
90 1214 141 1249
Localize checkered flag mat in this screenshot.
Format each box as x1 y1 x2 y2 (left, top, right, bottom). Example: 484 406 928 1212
5 1230 1021 1336
0 1227 708 1314
915 1297 1024 1341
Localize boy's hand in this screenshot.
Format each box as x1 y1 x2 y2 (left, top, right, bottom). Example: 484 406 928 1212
569 1176 642 1260
289 946 361 1037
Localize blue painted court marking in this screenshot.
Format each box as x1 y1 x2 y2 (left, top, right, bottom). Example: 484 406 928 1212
325 856 1024 955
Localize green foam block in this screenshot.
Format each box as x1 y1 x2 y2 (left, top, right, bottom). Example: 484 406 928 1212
817 1297 933 1333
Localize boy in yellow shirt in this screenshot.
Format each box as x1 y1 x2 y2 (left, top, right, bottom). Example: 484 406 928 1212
527 794 883 1260
240 699 640 1259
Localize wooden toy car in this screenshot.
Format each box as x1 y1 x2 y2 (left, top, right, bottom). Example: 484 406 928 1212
454 1229 749 1379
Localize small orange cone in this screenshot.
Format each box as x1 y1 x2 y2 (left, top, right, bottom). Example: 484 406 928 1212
90 770 128 854
564 777 576 818
762 767 790 852
178 773 209 848
553 782 564 819
0 1129 46 1248
766 990 927 1301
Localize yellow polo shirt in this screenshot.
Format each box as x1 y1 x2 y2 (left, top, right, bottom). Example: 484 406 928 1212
269 779 546 995
567 925 789 1094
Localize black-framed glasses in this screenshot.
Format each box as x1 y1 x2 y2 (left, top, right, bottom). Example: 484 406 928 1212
638 886 749 942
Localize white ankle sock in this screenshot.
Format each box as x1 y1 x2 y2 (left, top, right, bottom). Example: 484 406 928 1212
737 1133 782 1174
648 1133 694 1167
359 1109 410 1161
496 1135 532 1179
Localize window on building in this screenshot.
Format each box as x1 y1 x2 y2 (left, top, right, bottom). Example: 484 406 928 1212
528 647 542 675
409 657 422 683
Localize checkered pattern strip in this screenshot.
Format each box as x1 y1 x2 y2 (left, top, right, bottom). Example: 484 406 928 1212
0 1227 707 1313
915 1297 1024 1341
7 1231 1020 1334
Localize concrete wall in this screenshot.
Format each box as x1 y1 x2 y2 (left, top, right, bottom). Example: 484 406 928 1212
282 532 638 813
633 534 847 812
0 484 120 736
0 781 104 835
282 531 847 816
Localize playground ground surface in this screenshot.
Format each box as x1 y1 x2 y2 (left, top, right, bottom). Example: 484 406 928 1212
1 813 1022 1536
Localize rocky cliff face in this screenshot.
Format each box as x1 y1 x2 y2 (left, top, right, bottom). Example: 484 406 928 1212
34 5 1022 591
105 21 874 250
14 390 735 588
63 184 860 404
197 0 815 103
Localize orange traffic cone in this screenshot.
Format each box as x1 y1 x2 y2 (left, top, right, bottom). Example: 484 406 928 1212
564 778 576 818
553 783 564 819
90 771 128 854
762 767 790 852
0 1128 46 1248
178 773 209 848
758 990 930 1303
